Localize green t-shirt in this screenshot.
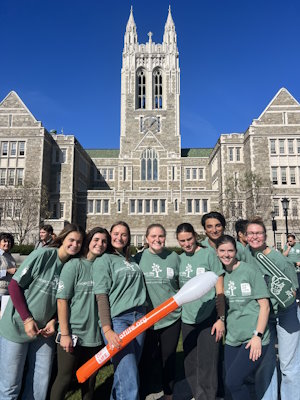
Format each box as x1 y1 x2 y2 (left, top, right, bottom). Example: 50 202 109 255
56 257 102 347
137 248 180 330
93 253 146 319
249 248 298 313
283 242 300 267
179 247 224 324
201 237 246 262
0 248 63 343
224 261 270 346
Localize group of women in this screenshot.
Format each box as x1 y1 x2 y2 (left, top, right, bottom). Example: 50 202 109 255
0 214 299 400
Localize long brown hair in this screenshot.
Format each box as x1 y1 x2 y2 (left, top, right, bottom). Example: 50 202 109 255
110 221 131 261
50 223 86 257
83 227 112 257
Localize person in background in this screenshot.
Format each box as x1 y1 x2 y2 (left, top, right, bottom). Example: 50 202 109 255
94 221 146 400
246 218 300 400
235 219 249 247
176 222 225 400
34 224 54 249
0 232 17 306
50 227 111 400
138 224 181 400
0 223 85 400
283 234 300 302
215 235 270 400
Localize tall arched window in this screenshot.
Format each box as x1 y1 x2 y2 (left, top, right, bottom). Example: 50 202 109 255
153 69 163 109
141 148 158 181
136 69 146 109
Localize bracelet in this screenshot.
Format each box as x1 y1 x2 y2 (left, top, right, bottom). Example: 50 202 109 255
103 328 112 334
23 317 33 325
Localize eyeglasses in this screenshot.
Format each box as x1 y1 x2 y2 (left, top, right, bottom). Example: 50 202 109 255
246 232 265 237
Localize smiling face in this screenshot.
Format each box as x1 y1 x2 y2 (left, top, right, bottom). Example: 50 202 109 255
246 223 266 251
111 224 129 252
216 241 237 268
59 231 83 261
177 231 197 254
146 227 166 254
204 218 224 242
40 229 51 242
87 232 108 260
0 239 11 253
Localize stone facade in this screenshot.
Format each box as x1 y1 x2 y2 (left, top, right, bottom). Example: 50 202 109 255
0 7 299 247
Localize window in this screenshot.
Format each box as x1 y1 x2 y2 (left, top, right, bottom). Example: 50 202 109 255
10 142 17 157
101 168 114 181
8 114 12 127
236 148 241 162
195 199 200 213
270 139 276 154
8 169 15 186
237 202 243 217
59 203 64 219
292 200 298 217
130 200 135 213
145 199 151 213
186 199 207 214
153 199 158 213
141 149 158 181
187 199 193 213
160 200 166 213
202 199 208 213
290 167 296 184
103 200 109 214
153 69 163 109
297 139 300 154
186 168 191 180
96 200 101 213
6 202 13 218
123 167 127 181
137 69 146 109
274 203 279 217
0 169 6 186
129 199 166 215
117 199 121 213
174 199 178 212
228 148 234 162
271 167 278 184
88 200 94 214
61 148 67 163
1 142 8 156
279 139 285 154
172 166 176 181
185 167 204 180
16 169 23 185
281 167 287 184
139 117 144 133
14 201 21 219
199 168 204 180
288 139 294 154
18 142 25 156
230 202 236 217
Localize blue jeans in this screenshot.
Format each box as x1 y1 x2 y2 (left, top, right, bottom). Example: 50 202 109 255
260 302 300 400
102 306 146 400
0 335 55 400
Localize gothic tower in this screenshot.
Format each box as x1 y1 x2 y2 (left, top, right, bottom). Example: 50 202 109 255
119 6 181 186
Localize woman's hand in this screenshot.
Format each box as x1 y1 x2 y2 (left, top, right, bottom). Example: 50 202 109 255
24 318 41 338
245 336 262 361
40 319 56 338
60 335 74 353
105 329 122 350
211 319 225 342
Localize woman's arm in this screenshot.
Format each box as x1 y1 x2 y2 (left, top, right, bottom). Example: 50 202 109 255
96 294 122 349
57 299 73 352
245 298 270 361
211 275 225 342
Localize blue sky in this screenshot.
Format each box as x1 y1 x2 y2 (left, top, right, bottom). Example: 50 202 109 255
1 0 300 150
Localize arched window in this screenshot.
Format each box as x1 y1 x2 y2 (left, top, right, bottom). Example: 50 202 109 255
136 69 146 109
141 149 158 181
153 69 163 109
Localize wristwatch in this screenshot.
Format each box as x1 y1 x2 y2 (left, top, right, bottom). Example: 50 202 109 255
253 330 263 338
218 316 225 322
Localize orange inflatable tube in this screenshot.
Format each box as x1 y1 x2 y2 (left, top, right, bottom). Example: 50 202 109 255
76 271 218 383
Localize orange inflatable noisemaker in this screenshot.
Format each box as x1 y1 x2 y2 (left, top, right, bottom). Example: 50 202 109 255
76 271 218 383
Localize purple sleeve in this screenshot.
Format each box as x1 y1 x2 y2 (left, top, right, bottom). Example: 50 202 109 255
8 279 31 321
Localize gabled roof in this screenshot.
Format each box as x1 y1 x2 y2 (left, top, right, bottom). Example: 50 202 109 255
257 87 300 120
0 91 40 124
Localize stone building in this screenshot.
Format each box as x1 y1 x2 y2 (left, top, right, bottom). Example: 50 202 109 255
0 7 299 246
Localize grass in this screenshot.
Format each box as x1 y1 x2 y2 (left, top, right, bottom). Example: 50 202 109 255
66 335 184 400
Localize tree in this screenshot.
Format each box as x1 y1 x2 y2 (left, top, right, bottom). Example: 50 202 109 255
221 172 274 235
0 182 51 244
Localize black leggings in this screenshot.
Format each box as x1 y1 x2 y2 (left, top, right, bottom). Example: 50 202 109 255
139 318 181 396
50 343 102 400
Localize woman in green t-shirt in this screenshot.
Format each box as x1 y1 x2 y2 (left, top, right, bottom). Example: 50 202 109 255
93 221 146 400
138 223 181 400
50 227 111 400
176 222 225 400
215 234 270 400
0 223 85 400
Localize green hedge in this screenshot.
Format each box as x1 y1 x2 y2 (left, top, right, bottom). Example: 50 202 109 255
11 244 34 255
